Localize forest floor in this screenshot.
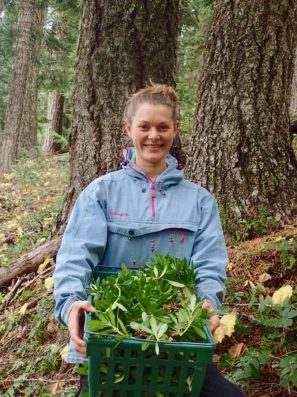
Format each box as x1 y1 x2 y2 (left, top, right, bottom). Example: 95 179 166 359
0 155 296 397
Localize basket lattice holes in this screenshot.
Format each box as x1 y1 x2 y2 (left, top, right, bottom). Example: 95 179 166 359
88 342 208 397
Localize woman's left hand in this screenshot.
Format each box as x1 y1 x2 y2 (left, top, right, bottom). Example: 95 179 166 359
202 301 220 333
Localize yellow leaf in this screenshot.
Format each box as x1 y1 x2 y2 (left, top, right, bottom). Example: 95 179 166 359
258 273 272 284
44 276 54 291
228 343 246 358
38 256 51 273
60 344 69 360
243 280 255 289
227 262 234 271
213 325 225 343
213 313 237 343
274 236 285 242
272 285 293 306
6 220 18 230
19 302 30 316
3 173 14 181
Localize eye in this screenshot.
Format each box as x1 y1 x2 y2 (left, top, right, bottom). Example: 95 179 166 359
139 124 149 131
159 125 169 132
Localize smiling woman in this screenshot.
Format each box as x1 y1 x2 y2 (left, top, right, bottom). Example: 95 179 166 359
54 84 245 397
125 102 178 179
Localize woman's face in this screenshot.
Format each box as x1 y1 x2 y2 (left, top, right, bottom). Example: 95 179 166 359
125 102 179 172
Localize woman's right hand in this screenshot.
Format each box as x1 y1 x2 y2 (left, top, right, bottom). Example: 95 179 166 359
67 300 95 357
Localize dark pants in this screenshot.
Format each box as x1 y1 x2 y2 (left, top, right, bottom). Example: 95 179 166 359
200 364 245 397
76 364 245 397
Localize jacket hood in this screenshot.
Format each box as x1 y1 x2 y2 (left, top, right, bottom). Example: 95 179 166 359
121 147 184 190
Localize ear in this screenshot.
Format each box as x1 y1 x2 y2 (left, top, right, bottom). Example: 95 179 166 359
124 120 132 137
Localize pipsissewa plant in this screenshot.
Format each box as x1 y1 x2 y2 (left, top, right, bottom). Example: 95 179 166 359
86 254 211 355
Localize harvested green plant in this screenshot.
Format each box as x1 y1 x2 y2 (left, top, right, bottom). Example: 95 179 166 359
87 254 210 354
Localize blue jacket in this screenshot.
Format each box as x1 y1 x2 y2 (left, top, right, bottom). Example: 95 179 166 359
54 147 228 363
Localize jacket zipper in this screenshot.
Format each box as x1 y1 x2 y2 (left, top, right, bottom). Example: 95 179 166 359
151 180 156 217
128 163 157 217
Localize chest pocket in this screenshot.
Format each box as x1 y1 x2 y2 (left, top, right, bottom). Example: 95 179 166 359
107 222 198 237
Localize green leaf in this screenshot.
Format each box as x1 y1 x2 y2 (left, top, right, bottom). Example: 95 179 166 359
142 312 148 321
150 317 158 337
114 374 125 384
130 322 153 334
141 341 150 351
186 376 193 391
99 364 108 374
155 341 160 355
117 317 128 334
190 294 196 311
167 280 185 288
115 302 127 312
157 323 168 339
159 265 168 278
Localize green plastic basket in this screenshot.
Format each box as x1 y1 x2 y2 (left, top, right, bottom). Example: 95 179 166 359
85 269 216 397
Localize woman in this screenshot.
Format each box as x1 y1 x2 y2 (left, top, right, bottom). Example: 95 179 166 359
54 84 244 396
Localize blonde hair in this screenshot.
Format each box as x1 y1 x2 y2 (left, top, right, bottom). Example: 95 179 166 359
124 83 180 122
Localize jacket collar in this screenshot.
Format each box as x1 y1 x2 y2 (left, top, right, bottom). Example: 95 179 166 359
121 147 184 189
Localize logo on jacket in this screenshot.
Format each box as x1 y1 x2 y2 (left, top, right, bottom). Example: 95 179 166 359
110 211 129 216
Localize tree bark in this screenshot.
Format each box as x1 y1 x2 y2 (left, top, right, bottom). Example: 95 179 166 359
17 63 39 154
17 5 45 156
0 0 44 172
0 236 62 288
42 91 65 154
57 0 180 230
186 0 297 240
291 49 297 115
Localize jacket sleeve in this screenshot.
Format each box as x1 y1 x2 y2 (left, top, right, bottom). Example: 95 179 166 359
191 193 228 309
53 183 107 326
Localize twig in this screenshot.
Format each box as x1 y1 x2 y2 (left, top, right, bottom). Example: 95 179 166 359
2 278 23 309
6 263 55 307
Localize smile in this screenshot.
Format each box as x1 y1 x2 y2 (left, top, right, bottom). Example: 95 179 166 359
144 144 163 148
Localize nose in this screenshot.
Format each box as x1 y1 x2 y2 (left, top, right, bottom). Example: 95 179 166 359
148 127 160 140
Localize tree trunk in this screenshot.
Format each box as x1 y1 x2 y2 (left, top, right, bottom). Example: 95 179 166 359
186 0 297 240
57 0 179 230
0 0 43 172
291 49 297 115
18 5 45 156
42 91 65 154
17 63 39 155
0 237 62 288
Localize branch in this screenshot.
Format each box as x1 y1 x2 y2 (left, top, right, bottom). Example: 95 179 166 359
0 236 62 288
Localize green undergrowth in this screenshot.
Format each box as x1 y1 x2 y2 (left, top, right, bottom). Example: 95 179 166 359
0 154 69 267
0 291 77 396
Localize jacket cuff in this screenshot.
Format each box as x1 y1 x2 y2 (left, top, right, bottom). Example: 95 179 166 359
201 294 221 310
61 297 79 326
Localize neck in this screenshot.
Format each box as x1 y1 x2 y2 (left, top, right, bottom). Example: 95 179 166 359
135 158 167 180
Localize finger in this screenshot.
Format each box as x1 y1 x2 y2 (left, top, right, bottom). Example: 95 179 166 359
76 301 96 313
202 301 215 312
208 315 220 332
74 342 87 357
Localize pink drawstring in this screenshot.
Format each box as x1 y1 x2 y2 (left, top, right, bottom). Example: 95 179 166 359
180 230 186 243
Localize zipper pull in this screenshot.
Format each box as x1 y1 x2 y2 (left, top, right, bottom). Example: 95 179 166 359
180 230 186 243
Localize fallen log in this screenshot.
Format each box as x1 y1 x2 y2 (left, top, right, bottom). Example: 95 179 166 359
0 236 62 288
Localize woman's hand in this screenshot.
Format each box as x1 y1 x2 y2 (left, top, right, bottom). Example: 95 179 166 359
67 300 96 357
202 301 220 333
